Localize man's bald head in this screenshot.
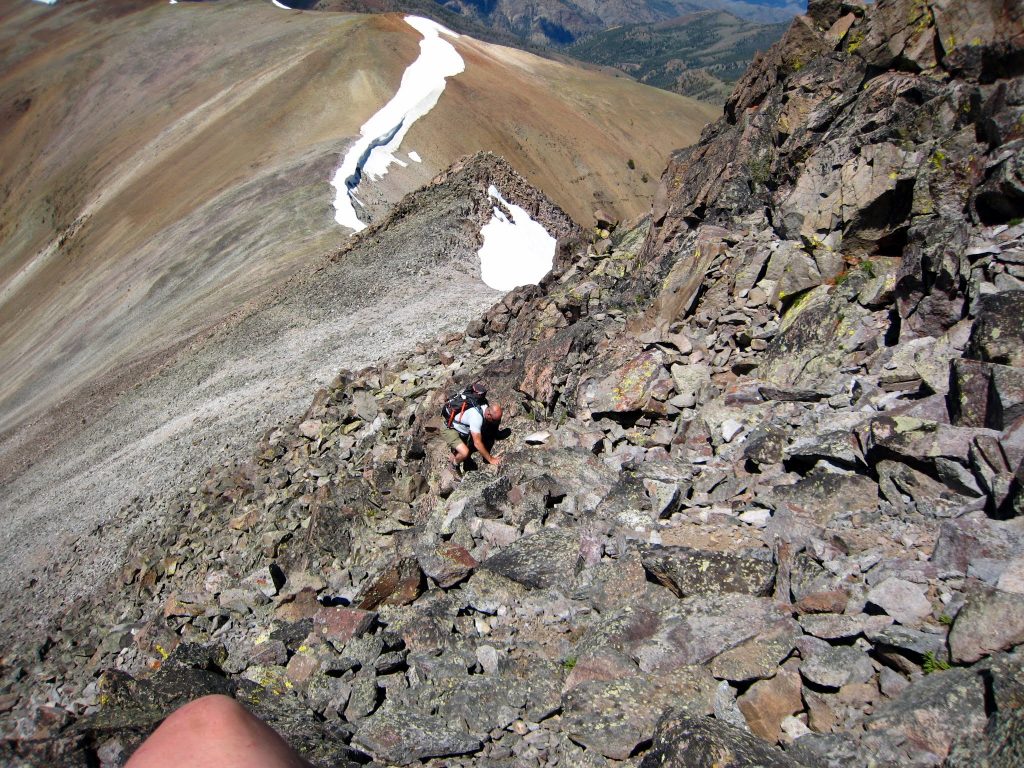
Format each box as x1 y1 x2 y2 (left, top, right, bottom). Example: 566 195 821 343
485 403 503 422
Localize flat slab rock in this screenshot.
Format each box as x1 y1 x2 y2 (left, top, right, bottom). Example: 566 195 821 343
708 618 802 682
949 586 1024 663
640 711 805 768
481 528 579 590
352 702 481 765
562 667 716 760
594 595 792 673
864 665 988 762
638 544 776 598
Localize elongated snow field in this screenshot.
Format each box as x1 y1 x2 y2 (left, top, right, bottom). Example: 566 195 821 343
330 16 464 232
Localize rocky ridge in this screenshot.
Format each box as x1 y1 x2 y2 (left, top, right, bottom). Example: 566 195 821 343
2 0 1024 766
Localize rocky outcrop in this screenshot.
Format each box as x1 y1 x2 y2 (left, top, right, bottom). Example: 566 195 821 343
2 0 1023 766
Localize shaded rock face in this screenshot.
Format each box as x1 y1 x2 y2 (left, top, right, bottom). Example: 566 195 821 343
3 1 1024 767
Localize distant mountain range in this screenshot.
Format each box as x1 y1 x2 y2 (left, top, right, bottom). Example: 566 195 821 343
288 0 799 102
567 10 789 103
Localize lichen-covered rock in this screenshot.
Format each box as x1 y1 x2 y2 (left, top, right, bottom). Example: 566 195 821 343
638 544 776 598
708 618 801 683
352 702 481 765
640 711 805 768
480 528 580 590
863 665 989 764
562 667 716 760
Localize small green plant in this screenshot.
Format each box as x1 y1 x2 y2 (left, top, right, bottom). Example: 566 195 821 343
938 613 953 626
562 656 578 672
922 651 951 674
748 153 771 190
627 158 636 170
641 172 649 183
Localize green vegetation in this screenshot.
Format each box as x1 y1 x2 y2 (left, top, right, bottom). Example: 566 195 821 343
923 651 951 674
748 152 771 189
627 158 636 170
566 11 787 105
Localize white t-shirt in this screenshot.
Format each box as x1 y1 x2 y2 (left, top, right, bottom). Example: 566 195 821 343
452 403 487 435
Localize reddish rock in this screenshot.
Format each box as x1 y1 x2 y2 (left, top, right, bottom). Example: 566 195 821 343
804 689 838 733
355 558 423 610
796 590 849 614
417 543 477 588
132 621 181 662
314 606 376 646
162 592 207 619
273 587 320 622
286 650 320 685
737 665 804 743
564 648 640 692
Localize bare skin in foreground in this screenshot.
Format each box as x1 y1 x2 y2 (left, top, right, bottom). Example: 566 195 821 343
125 695 312 768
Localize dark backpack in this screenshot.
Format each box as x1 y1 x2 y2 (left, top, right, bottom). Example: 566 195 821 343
441 382 487 428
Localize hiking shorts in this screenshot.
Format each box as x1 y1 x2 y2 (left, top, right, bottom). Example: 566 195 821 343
444 428 473 451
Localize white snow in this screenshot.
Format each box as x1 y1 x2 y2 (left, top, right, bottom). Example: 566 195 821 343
330 16 464 232
477 186 556 291
33 0 58 5
408 151 422 163
272 1 292 8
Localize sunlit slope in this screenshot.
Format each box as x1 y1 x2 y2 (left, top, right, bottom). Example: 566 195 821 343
0 2 717 436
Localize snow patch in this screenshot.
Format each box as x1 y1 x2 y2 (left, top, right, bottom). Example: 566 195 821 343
408 151 422 163
477 186 555 291
272 1 292 8
330 16 463 232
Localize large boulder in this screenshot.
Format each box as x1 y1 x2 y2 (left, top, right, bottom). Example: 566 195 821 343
640 711 805 768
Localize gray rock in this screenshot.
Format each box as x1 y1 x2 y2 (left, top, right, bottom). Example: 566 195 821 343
865 577 933 626
864 665 988 765
638 544 776 598
946 649 1024 768
640 712 803 768
966 291 1024 367
932 515 1024 575
799 645 874 689
562 667 716 760
771 470 879 524
670 363 712 408
798 612 893 640
353 702 481 765
481 528 579 590
708 618 801 682
866 624 945 660
713 680 749 731
436 674 523 734
949 587 1024 663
